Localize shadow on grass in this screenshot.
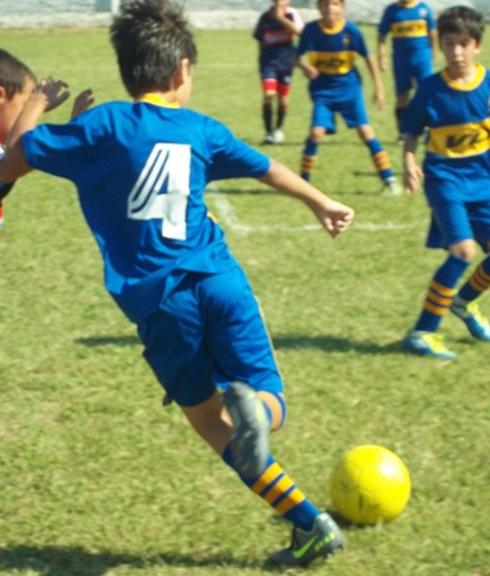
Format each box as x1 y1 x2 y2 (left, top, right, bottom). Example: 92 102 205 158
75 335 140 347
0 545 270 576
352 169 402 178
75 334 402 356
272 334 401 355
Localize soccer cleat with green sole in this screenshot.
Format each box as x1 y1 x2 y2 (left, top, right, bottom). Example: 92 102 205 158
269 512 344 567
450 300 490 341
222 381 270 479
401 330 457 360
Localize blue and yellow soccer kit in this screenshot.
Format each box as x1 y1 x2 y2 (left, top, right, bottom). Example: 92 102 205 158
378 1 435 95
297 18 370 132
22 96 283 406
402 64 490 250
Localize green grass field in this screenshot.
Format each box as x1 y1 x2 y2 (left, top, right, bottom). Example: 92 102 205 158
1 24 490 576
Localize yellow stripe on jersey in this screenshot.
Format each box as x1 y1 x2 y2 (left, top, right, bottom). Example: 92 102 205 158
391 20 429 38
427 120 490 158
308 51 356 75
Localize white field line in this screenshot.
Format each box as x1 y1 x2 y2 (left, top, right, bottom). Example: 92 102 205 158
207 190 420 235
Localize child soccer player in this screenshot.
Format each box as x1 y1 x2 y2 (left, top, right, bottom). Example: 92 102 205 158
0 0 355 566
378 0 437 142
253 0 303 144
296 0 399 195
0 49 36 230
401 6 490 360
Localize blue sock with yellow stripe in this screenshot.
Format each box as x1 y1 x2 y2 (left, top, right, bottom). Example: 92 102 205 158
222 447 320 531
415 254 470 332
366 138 394 182
300 139 318 181
457 255 490 302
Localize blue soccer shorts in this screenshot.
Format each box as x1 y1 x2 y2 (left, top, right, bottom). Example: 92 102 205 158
260 65 293 86
310 94 369 133
427 200 490 252
137 266 284 407
393 56 433 95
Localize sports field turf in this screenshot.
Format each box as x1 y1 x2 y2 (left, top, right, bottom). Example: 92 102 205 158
0 25 489 576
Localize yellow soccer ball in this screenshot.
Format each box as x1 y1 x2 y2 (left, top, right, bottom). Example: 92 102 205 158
330 445 411 525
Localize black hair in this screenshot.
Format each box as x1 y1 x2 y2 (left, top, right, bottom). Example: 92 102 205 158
0 49 36 99
437 6 485 43
110 0 197 98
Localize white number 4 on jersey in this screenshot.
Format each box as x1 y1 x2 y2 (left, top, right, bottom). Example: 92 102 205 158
127 143 190 240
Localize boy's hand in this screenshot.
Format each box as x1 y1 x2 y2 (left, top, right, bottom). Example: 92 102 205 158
403 136 422 194
300 63 319 80
36 77 70 112
404 162 423 194
259 160 353 238
71 89 94 119
313 198 355 238
378 55 387 73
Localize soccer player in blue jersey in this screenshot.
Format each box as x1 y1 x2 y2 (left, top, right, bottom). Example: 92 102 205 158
297 0 399 195
253 0 303 144
378 0 437 142
0 0 355 567
0 50 36 231
401 6 490 360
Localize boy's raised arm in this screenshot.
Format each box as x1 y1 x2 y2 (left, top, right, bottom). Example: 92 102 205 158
272 2 303 36
260 159 354 238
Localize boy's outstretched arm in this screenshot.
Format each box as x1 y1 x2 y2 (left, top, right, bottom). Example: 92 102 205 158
0 77 69 183
260 159 354 238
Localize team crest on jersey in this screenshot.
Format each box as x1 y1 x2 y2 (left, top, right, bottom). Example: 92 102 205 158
343 34 352 47
419 8 428 18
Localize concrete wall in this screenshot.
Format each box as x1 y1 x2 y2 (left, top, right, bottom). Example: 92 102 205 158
0 0 488 26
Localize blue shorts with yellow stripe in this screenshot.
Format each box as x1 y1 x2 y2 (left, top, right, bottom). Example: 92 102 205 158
427 199 490 252
310 94 369 133
137 266 283 407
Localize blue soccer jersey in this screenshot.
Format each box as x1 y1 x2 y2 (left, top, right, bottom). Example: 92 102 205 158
378 1 435 65
402 64 490 205
22 97 270 322
297 18 369 101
